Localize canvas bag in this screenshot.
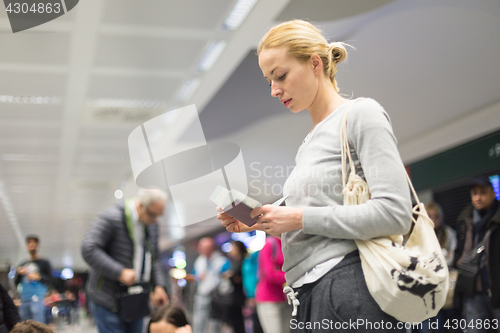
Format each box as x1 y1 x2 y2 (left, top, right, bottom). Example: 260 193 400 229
340 99 449 323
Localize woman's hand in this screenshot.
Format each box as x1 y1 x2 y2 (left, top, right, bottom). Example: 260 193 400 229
217 207 262 233
150 286 169 307
250 205 303 234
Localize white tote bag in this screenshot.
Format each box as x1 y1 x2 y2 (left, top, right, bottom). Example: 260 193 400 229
340 99 449 323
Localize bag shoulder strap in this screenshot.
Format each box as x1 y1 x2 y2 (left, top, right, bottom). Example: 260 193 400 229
476 223 499 252
340 98 361 188
340 98 422 207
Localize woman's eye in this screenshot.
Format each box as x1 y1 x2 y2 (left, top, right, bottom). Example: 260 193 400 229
278 74 286 80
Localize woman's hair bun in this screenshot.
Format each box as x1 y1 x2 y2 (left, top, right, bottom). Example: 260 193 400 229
329 42 347 64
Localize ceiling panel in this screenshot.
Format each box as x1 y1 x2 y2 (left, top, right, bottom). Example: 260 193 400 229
0 145 59 155
88 75 181 100
0 125 61 140
11 197 52 215
72 164 129 178
0 104 64 121
78 138 127 149
101 0 233 30
94 35 205 70
0 164 58 177
79 126 136 143
0 72 67 96
0 33 70 64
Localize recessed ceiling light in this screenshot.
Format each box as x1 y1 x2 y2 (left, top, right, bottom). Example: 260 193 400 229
1 154 55 162
114 190 123 199
0 95 62 104
177 78 201 102
222 0 259 30
198 40 227 72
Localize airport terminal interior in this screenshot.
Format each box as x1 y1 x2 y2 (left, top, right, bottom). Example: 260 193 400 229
0 0 499 332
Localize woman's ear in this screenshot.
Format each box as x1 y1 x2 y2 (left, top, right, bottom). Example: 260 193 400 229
310 54 323 74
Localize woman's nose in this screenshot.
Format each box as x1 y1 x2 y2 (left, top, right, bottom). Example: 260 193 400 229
271 82 282 97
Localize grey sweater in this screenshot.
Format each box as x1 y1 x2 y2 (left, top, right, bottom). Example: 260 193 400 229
81 201 165 311
282 98 412 286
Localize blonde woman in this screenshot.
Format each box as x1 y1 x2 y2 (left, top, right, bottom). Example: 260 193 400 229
217 20 412 332
426 202 456 266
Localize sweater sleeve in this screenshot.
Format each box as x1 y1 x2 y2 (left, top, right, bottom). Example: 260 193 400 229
302 99 412 240
81 213 125 280
259 240 285 286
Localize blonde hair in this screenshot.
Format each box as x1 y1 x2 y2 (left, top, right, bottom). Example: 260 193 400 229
257 19 347 92
424 202 444 221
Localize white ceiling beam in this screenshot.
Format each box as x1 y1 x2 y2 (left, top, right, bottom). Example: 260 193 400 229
54 1 104 213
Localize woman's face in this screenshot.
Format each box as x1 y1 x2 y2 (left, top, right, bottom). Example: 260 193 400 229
259 47 319 113
149 320 178 333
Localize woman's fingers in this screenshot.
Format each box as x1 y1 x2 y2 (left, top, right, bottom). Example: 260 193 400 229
216 207 234 221
226 221 241 233
220 217 237 227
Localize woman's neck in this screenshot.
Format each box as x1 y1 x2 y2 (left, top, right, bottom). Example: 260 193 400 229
308 80 347 128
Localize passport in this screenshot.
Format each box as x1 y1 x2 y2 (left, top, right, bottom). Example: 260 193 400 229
210 185 288 227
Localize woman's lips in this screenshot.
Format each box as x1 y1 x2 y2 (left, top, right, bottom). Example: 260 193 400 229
283 98 292 107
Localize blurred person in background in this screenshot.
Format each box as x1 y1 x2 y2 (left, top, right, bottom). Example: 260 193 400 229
0 282 21 332
15 236 52 324
241 247 263 333
255 236 290 333
188 237 230 333
10 320 53 333
81 188 169 333
427 202 456 268
455 177 500 333
420 202 458 333
219 240 247 333
148 303 192 333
